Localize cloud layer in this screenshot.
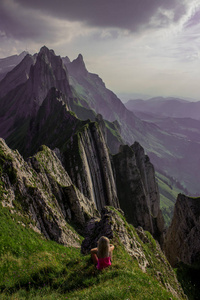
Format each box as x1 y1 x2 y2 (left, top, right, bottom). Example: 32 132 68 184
0 0 200 100
0 0 194 40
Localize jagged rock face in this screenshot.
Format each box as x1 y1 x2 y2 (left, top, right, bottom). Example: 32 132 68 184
0 46 72 140
164 194 200 267
64 122 119 212
113 142 164 242
95 114 123 154
0 138 98 245
12 87 78 157
67 54 88 78
132 142 164 240
27 46 72 107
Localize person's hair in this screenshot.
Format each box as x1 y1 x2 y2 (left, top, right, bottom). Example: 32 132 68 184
97 236 110 258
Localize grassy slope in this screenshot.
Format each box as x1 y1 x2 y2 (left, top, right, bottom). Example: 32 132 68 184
0 200 185 300
156 171 184 227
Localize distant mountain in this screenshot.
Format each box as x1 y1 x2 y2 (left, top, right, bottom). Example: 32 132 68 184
0 51 28 81
117 92 153 102
132 110 200 144
0 54 36 99
125 97 200 120
0 46 200 197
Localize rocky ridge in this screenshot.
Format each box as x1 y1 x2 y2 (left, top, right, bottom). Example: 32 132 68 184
164 194 200 267
113 142 164 243
64 121 119 211
0 138 97 245
0 46 72 140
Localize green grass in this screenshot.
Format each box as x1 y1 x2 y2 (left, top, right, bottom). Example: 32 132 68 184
0 201 185 300
156 171 185 227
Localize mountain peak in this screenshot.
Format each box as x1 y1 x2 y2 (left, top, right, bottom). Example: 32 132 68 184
39 45 55 56
77 53 83 61
74 53 85 68
68 53 87 76
62 56 71 65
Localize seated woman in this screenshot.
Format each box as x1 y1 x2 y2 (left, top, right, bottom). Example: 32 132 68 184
90 236 115 270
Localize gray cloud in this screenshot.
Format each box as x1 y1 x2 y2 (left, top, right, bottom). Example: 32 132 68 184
0 0 71 42
0 0 190 42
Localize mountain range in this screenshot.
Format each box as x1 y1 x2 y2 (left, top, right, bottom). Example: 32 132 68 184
125 97 200 120
0 47 200 199
0 46 200 299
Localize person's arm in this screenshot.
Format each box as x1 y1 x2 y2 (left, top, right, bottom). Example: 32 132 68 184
90 247 98 254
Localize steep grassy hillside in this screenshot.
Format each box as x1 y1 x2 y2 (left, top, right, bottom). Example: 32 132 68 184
156 171 185 227
0 201 186 299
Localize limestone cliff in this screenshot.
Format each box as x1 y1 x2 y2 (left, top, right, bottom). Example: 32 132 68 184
0 138 97 245
95 114 124 154
113 142 164 242
164 193 200 267
64 121 119 211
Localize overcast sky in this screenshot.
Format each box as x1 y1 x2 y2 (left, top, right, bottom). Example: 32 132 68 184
0 0 200 100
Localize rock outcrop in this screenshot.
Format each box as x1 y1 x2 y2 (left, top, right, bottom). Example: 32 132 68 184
81 207 149 271
0 138 98 245
26 46 72 108
18 87 77 157
95 114 124 154
113 142 164 243
164 193 200 267
64 122 120 211
81 206 186 299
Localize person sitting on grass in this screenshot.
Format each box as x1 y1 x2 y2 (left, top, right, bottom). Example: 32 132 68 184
90 236 115 270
